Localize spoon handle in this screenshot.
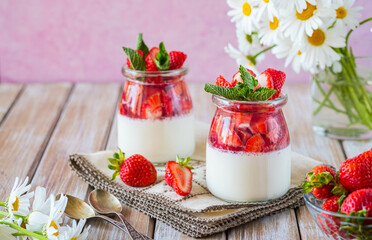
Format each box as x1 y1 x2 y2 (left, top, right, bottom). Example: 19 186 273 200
93 214 152 240
116 212 149 240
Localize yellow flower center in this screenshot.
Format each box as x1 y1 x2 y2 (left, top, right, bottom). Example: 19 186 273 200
11 197 19 211
71 238 77 240
308 29 325 46
242 2 252 16
336 6 347 19
296 2 317 21
249 62 253 66
263 0 269 3
269 17 279 30
49 220 59 236
298 50 302 55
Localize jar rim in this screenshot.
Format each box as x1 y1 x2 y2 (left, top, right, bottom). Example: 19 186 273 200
212 93 288 112
121 65 189 78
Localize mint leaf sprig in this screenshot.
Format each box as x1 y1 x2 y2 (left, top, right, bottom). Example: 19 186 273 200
204 66 276 101
154 42 170 70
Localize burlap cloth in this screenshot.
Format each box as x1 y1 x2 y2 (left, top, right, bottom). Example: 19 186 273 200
69 122 321 238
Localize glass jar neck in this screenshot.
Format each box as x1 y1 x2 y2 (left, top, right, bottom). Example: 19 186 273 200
121 66 188 85
212 94 288 113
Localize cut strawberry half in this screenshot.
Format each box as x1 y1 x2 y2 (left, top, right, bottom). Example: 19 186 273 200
145 47 159 71
124 82 143 117
126 50 143 69
265 68 286 99
245 134 265 152
231 69 256 86
142 92 163 119
255 72 274 90
161 91 173 117
169 51 187 70
216 75 233 88
165 156 193 196
251 116 280 144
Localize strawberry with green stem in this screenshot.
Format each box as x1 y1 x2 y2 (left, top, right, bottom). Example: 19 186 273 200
108 148 157 187
165 155 194 196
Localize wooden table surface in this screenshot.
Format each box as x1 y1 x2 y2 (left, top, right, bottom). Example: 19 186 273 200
0 83 371 240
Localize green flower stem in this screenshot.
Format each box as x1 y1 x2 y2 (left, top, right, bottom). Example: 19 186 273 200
312 76 342 113
346 17 372 48
0 202 5 207
0 210 9 216
312 98 348 114
252 45 276 59
313 84 335 115
0 217 49 240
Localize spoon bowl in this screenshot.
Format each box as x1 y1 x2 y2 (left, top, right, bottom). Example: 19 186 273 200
89 189 122 214
59 194 95 219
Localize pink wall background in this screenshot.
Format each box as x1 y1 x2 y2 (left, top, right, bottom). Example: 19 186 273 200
0 0 371 84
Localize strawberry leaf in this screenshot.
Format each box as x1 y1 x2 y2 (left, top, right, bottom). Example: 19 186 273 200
122 47 146 71
239 65 257 90
136 33 149 59
154 42 170 70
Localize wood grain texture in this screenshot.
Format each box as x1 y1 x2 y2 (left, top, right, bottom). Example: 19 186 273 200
342 139 372 159
0 84 22 122
283 84 346 240
30 83 120 195
87 98 156 239
0 83 71 199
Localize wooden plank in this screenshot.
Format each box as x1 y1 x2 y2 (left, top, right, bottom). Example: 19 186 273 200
284 84 346 240
0 83 71 199
0 84 23 122
30 83 120 195
87 99 156 239
227 211 299 240
342 140 372 158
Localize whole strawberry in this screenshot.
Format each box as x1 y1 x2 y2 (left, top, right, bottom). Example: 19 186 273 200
339 149 372 192
341 188 372 218
108 149 157 187
319 195 346 239
165 155 193 196
169 51 187 70
302 165 346 199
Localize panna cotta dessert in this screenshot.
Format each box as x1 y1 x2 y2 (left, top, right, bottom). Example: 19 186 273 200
118 34 195 164
204 66 291 202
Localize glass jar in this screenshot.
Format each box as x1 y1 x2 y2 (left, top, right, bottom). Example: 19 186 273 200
206 94 291 202
118 67 195 164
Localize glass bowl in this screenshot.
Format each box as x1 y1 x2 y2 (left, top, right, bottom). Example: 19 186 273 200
304 192 372 240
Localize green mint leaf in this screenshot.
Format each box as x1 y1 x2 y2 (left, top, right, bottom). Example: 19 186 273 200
244 87 276 101
233 82 253 99
154 42 170 70
136 33 149 59
239 65 257 90
122 47 146 70
204 83 243 100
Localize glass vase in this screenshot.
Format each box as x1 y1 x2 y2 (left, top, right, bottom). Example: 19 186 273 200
312 57 372 140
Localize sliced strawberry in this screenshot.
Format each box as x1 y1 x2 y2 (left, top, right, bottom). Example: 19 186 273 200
255 72 274 90
250 116 280 143
145 47 159 71
142 92 163 119
169 51 187 70
231 69 256 86
216 75 233 88
165 156 193 196
265 68 286 99
234 112 253 144
124 82 143 118
245 134 265 152
161 92 173 117
126 50 143 69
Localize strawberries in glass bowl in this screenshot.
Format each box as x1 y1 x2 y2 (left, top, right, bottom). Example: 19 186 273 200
303 149 372 239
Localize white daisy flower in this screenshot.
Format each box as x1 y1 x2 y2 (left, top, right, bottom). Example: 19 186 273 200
254 0 278 21
274 0 317 14
236 25 263 53
227 0 258 34
26 187 51 232
6 177 33 218
332 0 362 30
43 194 68 240
281 0 335 42
301 25 346 73
272 37 305 73
258 14 283 46
225 44 263 73
60 219 90 240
